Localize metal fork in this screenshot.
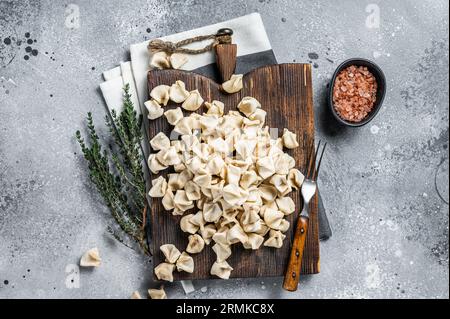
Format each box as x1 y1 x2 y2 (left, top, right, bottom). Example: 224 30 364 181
283 140 327 291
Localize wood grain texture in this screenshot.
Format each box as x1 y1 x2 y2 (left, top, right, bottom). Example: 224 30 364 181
147 63 319 280
283 215 309 291
214 44 237 82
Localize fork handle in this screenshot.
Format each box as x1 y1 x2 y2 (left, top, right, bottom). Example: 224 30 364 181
283 215 309 291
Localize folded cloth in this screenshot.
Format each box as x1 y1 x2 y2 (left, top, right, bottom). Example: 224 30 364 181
99 14 332 250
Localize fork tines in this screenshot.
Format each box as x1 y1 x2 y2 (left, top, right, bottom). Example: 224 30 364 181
306 140 327 182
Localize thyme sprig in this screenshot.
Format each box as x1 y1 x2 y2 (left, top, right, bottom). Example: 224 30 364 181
76 84 149 255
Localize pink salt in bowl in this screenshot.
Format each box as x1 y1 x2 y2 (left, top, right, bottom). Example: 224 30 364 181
328 58 386 127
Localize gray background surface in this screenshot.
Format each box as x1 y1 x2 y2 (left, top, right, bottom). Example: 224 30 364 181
0 0 448 299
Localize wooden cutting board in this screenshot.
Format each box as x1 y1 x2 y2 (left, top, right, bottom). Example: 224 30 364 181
147 52 319 280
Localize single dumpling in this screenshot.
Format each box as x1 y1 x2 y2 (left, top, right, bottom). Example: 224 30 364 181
149 176 168 198
278 219 290 233
276 197 296 215
154 262 175 282
184 180 201 201
210 260 233 279
80 247 101 267
173 117 193 135
222 74 243 94
162 190 175 211
237 97 261 117
160 244 181 264
156 146 181 166
288 168 305 190
212 243 231 262
150 132 170 151
169 53 188 70
205 100 225 116
193 170 212 188
176 251 194 273
222 184 249 207
150 51 171 69
263 230 286 248
263 208 284 230
150 85 170 106
164 107 184 126
249 108 267 125
203 201 223 223
258 184 278 202
148 287 167 299
239 170 259 189
212 227 230 245
145 99 164 120
227 224 248 245
206 155 225 176
173 190 194 212
282 128 299 149
269 174 292 196
199 224 217 245
169 80 189 103
180 214 199 234
256 157 276 179
186 234 205 254
225 164 241 185
242 233 264 250
148 153 168 174
182 90 204 111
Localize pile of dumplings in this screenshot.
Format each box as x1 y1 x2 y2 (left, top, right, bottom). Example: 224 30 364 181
146 79 304 281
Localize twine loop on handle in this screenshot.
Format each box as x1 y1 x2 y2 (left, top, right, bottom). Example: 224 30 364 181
147 28 233 55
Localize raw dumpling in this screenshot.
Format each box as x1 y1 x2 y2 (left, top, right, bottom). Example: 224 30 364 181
160 244 181 264
222 74 243 94
148 287 167 299
263 230 286 248
203 201 223 223
222 184 249 207
243 233 264 250
269 174 292 196
156 147 181 166
131 291 142 299
258 184 278 202
145 99 164 120
174 117 193 135
190 210 206 228
256 157 276 179
180 214 199 234
149 176 168 198
205 100 224 116
80 247 101 267
282 128 299 149
276 197 295 215
169 53 188 70
150 132 170 151
249 108 267 125
162 190 175 210
169 81 189 103
184 180 201 201
263 208 284 230
154 262 175 282
199 224 217 245
182 90 204 111
212 243 231 262
210 260 233 279
150 85 170 106
193 170 212 188
150 51 171 69
237 97 261 117
206 155 225 176
239 170 259 189
227 224 248 245
226 164 241 185
274 153 296 175
212 227 230 245
288 168 305 190
164 107 184 126
278 219 290 233
176 251 194 273
148 153 168 174
173 190 194 212
186 234 205 254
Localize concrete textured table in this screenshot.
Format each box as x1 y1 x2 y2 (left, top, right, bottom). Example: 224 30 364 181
0 0 448 299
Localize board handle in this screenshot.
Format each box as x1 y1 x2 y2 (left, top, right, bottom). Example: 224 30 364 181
214 43 237 82
283 215 309 291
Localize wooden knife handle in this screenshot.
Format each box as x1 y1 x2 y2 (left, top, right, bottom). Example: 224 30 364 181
283 215 309 291
214 43 237 82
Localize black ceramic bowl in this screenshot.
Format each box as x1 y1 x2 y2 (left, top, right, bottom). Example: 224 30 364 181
328 58 386 127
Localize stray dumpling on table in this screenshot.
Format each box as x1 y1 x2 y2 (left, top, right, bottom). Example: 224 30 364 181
237 97 261 117
210 260 233 279
242 233 264 250
180 214 199 234
169 80 189 103
288 168 305 190
263 229 286 248
150 85 170 106
212 243 231 262
182 90 204 111
145 99 164 120
282 128 299 149
149 176 168 198
150 51 171 69
148 287 167 299
276 196 296 215
80 247 101 267
169 53 188 70
154 262 175 282
186 234 205 254
176 251 194 273
160 244 181 264
162 190 175 211
131 291 142 299
164 107 184 126
150 132 170 151
222 74 243 94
